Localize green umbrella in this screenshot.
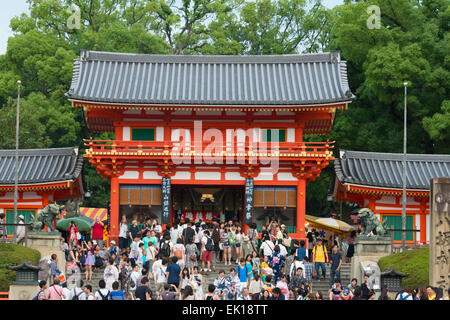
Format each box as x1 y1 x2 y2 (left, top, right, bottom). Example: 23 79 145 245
56 216 93 232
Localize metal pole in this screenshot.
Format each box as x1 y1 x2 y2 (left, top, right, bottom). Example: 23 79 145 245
401 82 408 252
13 80 21 242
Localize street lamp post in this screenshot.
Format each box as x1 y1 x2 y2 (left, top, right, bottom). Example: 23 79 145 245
401 81 408 252
13 80 21 242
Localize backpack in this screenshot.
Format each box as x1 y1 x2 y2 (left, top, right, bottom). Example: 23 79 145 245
32 290 43 300
205 237 214 252
72 288 83 300
160 241 171 257
97 290 109 301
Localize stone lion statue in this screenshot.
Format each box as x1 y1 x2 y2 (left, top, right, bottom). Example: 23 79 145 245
358 208 389 238
30 204 62 233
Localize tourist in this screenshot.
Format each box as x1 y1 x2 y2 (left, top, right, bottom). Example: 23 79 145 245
135 277 152 300
260 255 271 282
346 230 356 263
46 277 66 300
241 227 250 260
173 238 186 269
143 240 157 271
302 256 313 291
104 258 119 291
236 258 248 292
83 240 95 282
160 283 179 300
91 217 104 249
262 275 275 293
109 281 126 300
203 284 220 300
119 257 132 299
33 280 47 300
191 266 203 300
285 249 295 281
237 287 251 300
245 254 254 287
170 221 183 244
180 267 191 294
312 238 327 281
84 285 94 300
201 230 214 273
159 233 173 259
260 225 269 243
49 254 62 283
328 279 343 300
249 273 263 300
277 239 288 258
251 251 260 275
128 220 140 243
194 223 203 256
68 279 85 300
213 270 229 300
306 230 314 258
154 257 168 293
315 291 323 300
426 286 438 300
226 268 240 300
329 244 342 288
413 287 426 300
166 256 182 290
221 226 232 265
185 238 198 274
94 244 106 268
269 245 285 284
289 267 306 297
0 213 5 240
130 235 141 264
247 223 258 255
260 235 275 259
95 280 109 300
16 215 25 244
396 287 413 300
233 226 243 263
67 222 78 248
276 274 289 299
181 285 195 300
259 289 271 300
361 274 372 299
211 220 221 272
182 221 195 246
271 287 285 300
119 216 129 251
351 286 363 300
106 240 119 264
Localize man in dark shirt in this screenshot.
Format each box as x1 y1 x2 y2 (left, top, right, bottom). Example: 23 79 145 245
271 287 285 300
166 257 181 289
135 277 152 300
140 218 152 238
329 244 342 288
182 222 195 245
361 274 372 299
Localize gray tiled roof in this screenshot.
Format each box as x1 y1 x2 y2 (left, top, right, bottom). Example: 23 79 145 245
66 50 355 106
0 147 83 185
335 150 450 190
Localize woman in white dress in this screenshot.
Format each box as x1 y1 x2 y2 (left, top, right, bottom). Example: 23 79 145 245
190 266 203 300
103 258 119 291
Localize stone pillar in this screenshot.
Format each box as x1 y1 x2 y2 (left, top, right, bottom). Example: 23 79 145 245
351 240 392 285
27 233 65 277
429 178 450 292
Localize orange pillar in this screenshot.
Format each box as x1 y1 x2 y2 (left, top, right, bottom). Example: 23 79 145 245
420 201 427 244
296 178 306 239
109 176 120 244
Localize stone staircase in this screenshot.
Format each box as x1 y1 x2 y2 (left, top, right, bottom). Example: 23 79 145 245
77 260 352 300
311 262 352 300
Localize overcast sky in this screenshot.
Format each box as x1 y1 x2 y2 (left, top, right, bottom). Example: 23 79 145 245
0 0 344 55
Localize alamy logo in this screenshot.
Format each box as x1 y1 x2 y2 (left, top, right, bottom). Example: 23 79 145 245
367 5 381 30
67 4 81 30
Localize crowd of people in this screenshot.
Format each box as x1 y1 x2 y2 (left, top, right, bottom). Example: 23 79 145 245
34 217 449 301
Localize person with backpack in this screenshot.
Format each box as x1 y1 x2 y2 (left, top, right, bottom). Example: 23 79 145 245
159 233 173 259
67 279 85 300
203 284 220 300
312 238 328 281
45 277 66 300
109 281 126 300
33 280 48 300
201 230 214 273
95 280 110 300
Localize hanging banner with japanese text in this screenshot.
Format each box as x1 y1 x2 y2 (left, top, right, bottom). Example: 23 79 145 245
245 178 254 225
161 178 171 224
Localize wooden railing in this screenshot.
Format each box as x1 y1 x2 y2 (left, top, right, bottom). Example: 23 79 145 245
0 224 31 246
84 139 334 159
